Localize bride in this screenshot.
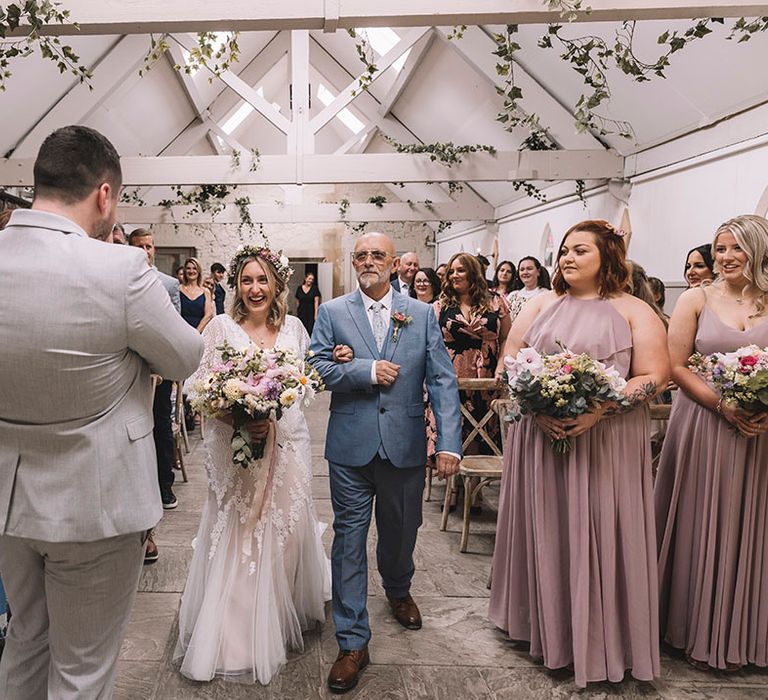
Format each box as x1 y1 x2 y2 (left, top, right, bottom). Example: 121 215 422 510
175 245 330 684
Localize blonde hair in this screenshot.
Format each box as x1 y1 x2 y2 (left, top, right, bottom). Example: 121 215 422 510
230 256 288 328
182 257 204 287
714 214 768 317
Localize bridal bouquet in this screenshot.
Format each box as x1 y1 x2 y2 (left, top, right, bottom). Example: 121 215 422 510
191 341 324 468
504 345 630 453
689 345 768 412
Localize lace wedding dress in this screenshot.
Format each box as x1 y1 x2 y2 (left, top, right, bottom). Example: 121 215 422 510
174 313 330 685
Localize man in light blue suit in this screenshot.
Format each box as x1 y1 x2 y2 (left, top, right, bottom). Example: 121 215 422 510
310 232 462 694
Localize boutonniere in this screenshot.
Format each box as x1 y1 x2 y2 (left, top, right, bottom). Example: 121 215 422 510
391 311 413 342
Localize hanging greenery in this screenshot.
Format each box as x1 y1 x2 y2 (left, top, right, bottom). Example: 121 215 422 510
383 136 496 167
140 31 241 81
0 1 91 92
347 28 378 95
367 195 387 208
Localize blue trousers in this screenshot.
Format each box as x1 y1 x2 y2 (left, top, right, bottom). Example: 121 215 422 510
329 456 425 650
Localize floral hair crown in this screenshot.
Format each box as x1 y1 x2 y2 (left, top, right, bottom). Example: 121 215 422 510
226 244 293 289
604 222 627 238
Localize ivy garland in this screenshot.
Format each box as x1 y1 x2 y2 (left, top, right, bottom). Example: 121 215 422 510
140 31 241 81
0 1 91 92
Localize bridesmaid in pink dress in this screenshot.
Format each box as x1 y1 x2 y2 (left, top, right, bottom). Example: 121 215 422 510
655 214 768 671
489 220 670 687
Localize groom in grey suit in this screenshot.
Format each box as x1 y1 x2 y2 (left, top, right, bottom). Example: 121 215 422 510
310 232 462 693
0 126 204 699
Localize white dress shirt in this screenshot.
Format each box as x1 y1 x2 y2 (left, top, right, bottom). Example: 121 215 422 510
396 278 410 296
359 288 393 384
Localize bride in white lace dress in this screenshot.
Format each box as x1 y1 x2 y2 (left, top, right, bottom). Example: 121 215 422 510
175 247 330 684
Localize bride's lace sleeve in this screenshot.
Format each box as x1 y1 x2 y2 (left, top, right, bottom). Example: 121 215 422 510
185 315 226 401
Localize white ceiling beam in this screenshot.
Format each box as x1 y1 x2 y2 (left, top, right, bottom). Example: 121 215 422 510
166 43 209 120
171 33 291 135
379 29 435 118
118 200 493 224
20 2 768 35
310 27 430 134
335 124 378 155
0 151 624 186
10 35 149 158
310 32 499 211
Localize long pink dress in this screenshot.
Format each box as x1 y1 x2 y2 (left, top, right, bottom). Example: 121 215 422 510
489 295 659 687
655 305 768 669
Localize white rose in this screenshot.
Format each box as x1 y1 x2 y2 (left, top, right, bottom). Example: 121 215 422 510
280 387 299 408
223 378 244 401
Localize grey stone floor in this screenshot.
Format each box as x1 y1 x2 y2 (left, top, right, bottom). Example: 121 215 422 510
114 394 768 699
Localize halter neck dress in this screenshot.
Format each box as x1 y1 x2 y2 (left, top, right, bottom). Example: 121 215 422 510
655 302 768 669
489 294 659 687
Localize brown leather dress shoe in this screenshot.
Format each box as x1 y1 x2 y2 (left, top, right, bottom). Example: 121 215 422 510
386 593 422 630
327 647 369 694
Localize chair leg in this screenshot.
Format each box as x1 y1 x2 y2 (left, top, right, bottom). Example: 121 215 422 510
175 439 188 483
460 475 473 552
180 413 190 453
424 465 432 502
440 474 454 531
199 413 205 440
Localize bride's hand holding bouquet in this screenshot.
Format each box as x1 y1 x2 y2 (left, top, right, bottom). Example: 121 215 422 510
191 340 324 468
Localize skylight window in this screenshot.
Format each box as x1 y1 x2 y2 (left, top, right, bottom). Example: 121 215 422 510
316 83 365 134
355 27 400 56
222 102 254 135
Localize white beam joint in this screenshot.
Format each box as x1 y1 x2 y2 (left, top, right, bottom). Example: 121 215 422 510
324 0 340 32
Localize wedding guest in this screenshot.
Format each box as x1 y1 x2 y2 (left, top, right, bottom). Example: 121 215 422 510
392 251 419 296
0 125 203 698
684 243 715 287
648 276 666 312
210 262 226 314
409 267 441 304
476 254 494 287
310 233 461 693
175 264 185 284
489 219 669 687
111 221 126 244
180 257 213 332
436 263 447 282
507 255 551 320
490 260 517 296
429 253 510 511
295 271 321 335
629 260 668 327
0 208 12 229
128 228 182 533
176 245 329 684
655 214 768 671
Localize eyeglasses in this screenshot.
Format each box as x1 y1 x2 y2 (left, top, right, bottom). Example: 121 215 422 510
352 250 390 264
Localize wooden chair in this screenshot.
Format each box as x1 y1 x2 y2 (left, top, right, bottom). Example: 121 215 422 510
172 381 189 482
440 378 508 552
149 374 162 406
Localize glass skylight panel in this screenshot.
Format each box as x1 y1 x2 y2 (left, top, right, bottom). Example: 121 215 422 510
222 102 254 134
355 27 400 56
316 83 364 134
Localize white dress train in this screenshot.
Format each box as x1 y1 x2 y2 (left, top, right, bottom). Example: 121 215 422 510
174 314 330 684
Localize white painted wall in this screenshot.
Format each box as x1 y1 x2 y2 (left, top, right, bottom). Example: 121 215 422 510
437 134 768 295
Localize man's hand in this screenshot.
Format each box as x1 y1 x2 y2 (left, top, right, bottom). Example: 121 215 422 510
435 452 460 479
332 344 354 363
375 360 400 386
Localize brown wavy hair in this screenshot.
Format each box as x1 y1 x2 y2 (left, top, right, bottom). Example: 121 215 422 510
439 252 491 312
230 255 288 328
552 220 631 297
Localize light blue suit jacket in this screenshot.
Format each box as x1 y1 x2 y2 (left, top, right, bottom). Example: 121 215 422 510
310 290 462 468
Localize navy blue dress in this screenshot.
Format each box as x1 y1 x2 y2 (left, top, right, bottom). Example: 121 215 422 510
180 291 206 328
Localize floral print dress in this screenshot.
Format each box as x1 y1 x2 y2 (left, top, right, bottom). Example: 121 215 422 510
426 294 509 457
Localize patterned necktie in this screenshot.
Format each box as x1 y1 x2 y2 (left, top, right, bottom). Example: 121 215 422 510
370 301 387 352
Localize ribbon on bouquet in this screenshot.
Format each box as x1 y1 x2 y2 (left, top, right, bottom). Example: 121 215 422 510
240 421 278 561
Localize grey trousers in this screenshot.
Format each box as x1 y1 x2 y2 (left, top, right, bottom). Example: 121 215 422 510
0 531 145 700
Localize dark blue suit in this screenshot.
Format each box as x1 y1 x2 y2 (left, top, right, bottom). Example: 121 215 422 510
310 291 461 649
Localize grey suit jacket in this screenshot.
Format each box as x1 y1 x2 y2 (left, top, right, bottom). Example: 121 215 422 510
155 267 181 313
0 210 204 542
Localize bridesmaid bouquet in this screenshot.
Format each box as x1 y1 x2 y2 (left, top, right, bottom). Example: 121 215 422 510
191 341 324 468
689 345 768 412
504 345 629 453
